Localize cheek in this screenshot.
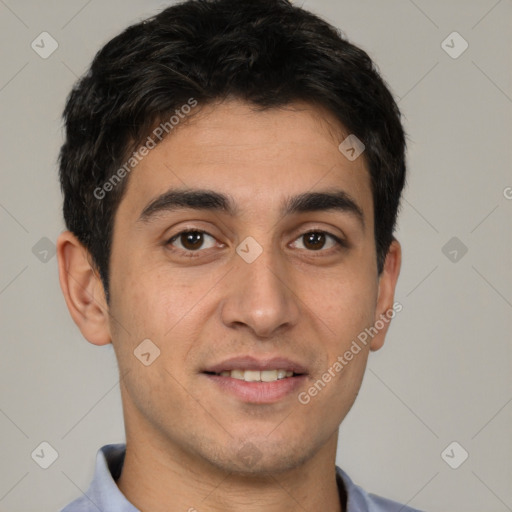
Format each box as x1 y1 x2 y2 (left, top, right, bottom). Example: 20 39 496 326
109 265 212 373
112 258 194 332
308 269 378 342
108 273 203 418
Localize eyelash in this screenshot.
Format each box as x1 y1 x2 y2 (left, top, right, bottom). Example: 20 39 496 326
165 229 347 258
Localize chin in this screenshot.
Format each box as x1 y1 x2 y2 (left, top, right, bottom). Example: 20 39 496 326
205 437 317 476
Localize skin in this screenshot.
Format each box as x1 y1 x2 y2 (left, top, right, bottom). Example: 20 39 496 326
57 98 401 512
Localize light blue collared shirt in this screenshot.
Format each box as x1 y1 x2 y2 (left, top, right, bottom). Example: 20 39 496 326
60 444 424 512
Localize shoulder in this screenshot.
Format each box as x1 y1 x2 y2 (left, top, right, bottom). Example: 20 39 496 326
336 466 426 512
59 495 95 512
59 443 135 512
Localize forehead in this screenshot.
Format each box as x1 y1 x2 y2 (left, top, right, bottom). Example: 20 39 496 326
116 99 373 227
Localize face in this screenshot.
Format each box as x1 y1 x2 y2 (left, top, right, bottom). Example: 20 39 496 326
103 99 398 474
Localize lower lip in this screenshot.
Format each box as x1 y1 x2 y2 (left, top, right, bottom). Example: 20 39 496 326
203 373 307 404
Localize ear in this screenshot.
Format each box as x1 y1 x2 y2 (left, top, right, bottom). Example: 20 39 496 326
56 230 112 346
369 238 402 352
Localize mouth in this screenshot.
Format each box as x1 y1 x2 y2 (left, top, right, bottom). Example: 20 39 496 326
201 357 308 403
203 369 301 382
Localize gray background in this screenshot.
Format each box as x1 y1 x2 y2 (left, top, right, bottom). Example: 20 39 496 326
0 1 511 511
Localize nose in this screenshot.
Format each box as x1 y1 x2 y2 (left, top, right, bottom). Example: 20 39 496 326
220 243 301 339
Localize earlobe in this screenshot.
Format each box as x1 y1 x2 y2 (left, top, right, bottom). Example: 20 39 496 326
370 238 402 352
56 230 112 346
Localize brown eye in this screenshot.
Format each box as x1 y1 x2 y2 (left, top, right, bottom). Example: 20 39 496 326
303 232 327 250
167 230 217 252
291 230 344 252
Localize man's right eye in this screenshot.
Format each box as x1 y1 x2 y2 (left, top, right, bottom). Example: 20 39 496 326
166 230 219 255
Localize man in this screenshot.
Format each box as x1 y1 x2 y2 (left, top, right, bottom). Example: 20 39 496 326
57 0 421 510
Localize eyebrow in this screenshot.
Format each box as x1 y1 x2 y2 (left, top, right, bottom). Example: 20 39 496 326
137 187 365 230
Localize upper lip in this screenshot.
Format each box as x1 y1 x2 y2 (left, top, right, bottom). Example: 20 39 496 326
203 356 308 374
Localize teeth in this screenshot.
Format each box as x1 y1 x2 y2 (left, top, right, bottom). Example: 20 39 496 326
231 369 244 380
244 370 260 382
218 369 296 382
261 370 278 382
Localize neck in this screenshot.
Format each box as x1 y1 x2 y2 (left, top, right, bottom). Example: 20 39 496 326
116 426 343 512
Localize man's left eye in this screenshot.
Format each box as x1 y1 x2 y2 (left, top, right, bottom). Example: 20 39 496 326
290 230 345 251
